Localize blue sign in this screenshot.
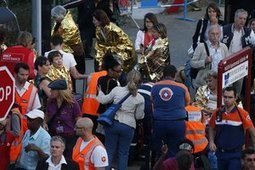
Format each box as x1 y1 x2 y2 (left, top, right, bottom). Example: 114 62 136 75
141 0 158 8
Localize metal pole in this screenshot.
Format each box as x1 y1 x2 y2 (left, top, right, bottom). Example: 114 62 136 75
32 0 42 55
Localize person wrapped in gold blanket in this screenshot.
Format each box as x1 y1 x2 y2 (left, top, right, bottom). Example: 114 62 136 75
92 9 137 72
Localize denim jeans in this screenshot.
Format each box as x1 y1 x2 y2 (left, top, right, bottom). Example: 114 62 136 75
216 150 241 170
104 120 134 170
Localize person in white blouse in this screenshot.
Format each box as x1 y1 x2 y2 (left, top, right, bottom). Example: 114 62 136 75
135 13 158 60
97 70 145 170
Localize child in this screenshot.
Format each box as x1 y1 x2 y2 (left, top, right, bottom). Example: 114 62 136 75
139 23 170 81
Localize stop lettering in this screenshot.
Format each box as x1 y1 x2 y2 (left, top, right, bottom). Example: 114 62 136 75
0 66 15 121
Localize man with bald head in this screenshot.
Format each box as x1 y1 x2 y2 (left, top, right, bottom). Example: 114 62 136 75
72 118 108 170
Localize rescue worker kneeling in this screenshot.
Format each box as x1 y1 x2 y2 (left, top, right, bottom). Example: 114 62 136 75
185 104 208 155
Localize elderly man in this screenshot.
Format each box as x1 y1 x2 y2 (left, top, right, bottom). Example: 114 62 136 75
208 86 255 170
191 24 229 89
36 136 78 170
221 8 255 95
72 117 108 169
16 109 51 170
242 147 255 170
51 5 85 75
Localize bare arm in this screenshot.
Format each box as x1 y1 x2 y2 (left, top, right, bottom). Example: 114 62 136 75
40 79 51 97
248 127 255 147
208 126 217 151
152 145 168 170
70 66 88 80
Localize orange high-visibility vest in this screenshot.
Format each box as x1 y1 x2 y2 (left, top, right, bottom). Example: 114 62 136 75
82 71 107 116
15 83 37 132
8 108 24 163
72 137 103 170
185 105 208 154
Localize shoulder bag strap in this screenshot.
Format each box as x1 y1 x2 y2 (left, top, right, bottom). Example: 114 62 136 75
203 42 210 56
203 42 211 69
117 93 131 105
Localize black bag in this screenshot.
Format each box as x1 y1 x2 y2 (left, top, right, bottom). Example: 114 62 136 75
97 93 131 126
189 42 210 79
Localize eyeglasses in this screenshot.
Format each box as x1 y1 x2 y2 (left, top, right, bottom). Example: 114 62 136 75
75 126 84 130
223 96 234 99
246 158 255 162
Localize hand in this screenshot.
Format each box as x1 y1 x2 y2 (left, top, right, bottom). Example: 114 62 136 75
205 56 212 64
25 143 39 152
209 141 217 152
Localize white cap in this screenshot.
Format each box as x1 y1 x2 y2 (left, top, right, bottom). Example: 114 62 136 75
26 109 44 120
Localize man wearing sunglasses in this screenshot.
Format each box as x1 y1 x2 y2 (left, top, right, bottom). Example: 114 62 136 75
208 86 255 170
242 147 255 170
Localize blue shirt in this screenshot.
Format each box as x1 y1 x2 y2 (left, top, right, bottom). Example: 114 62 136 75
16 126 51 170
152 80 190 120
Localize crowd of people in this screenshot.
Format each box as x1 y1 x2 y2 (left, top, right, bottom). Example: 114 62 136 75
1 1 255 170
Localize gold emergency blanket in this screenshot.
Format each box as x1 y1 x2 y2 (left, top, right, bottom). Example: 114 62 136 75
51 11 84 55
139 37 170 81
46 65 73 91
95 22 137 72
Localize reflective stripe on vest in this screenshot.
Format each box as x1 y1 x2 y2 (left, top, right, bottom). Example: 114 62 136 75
72 137 103 170
9 108 24 163
82 71 107 116
15 83 37 132
185 121 208 153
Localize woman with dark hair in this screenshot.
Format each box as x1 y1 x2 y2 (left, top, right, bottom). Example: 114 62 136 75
96 53 123 141
34 56 51 111
248 18 255 33
192 3 224 51
92 9 136 72
135 13 159 55
97 70 145 170
139 23 170 81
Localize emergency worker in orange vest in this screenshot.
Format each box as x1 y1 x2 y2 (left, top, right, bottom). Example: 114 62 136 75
185 104 208 154
14 62 41 132
82 70 107 132
72 117 108 170
6 104 23 167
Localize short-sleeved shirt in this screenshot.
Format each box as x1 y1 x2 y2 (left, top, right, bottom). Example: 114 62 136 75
80 140 108 167
16 127 51 170
46 99 81 135
151 79 190 120
45 49 77 71
209 107 254 149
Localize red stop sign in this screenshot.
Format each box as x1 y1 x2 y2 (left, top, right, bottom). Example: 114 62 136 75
0 66 15 121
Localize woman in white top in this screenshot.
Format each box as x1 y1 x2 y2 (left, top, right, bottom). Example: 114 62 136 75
97 70 145 170
135 13 159 56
